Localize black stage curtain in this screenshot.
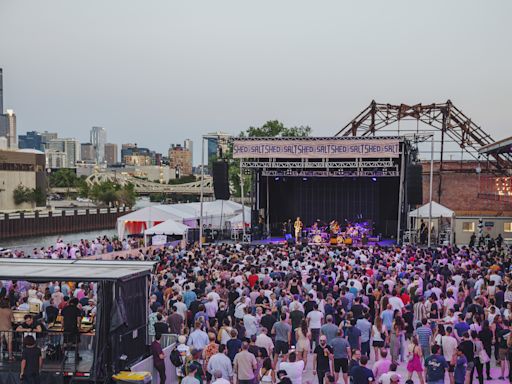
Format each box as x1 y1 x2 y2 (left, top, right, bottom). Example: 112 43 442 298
262 176 399 237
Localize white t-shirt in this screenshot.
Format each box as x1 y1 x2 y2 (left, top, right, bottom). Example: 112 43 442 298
243 314 259 337
307 310 324 330
279 360 305 384
440 335 458 361
388 296 404 312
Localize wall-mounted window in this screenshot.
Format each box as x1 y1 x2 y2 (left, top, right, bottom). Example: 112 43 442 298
462 222 475 232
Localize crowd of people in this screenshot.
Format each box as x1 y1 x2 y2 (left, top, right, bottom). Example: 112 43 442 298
145 237 512 384
2 233 512 384
1 235 141 259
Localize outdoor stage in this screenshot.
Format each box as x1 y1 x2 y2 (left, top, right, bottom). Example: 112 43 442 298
251 236 396 247
234 136 416 243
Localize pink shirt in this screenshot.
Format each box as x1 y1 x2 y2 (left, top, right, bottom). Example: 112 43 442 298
373 358 392 380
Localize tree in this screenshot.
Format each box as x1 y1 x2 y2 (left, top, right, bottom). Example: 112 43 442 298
13 185 33 205
229 120 312 196
31 187 46 206
88 181 137 208
49 168 79 188
240 120 312 138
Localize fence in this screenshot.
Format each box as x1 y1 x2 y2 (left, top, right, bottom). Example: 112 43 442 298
0 207 130 239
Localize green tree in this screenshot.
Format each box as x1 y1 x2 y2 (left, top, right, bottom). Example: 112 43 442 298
30 187 46 206
168 175 197 185
229 120 312 196
13 185 33 205
49 168 79 188
115 183 137 208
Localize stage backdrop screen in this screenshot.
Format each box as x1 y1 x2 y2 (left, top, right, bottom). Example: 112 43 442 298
261 176 399 238
233 138 400 159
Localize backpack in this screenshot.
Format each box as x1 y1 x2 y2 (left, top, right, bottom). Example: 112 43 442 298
169 347 183 367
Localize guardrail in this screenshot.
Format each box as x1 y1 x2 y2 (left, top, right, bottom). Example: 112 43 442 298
0 207 130 239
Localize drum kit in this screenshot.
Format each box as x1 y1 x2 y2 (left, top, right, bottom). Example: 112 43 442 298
307 220 371 245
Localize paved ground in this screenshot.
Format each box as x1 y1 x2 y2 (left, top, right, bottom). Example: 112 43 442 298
289 346 511 384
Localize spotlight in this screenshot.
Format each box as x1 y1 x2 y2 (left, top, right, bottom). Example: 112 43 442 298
302 177 308 181
371 177 377 182
275 177 280 181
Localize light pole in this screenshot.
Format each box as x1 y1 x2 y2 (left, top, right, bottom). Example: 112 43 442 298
427 135 434 248
199 137 205 247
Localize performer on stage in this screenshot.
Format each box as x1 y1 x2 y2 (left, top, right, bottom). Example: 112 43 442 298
294 217 303 242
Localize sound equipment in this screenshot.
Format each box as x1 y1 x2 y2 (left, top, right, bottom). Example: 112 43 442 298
212 161 230 200
407 164 423 205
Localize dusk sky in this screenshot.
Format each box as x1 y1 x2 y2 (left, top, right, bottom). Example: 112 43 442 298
1 0 511 164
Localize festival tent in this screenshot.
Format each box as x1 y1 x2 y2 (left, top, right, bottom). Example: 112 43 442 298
144 219 189 246
117 200 248 238
116 206 184 239
228 206 252 229
408 201 455 244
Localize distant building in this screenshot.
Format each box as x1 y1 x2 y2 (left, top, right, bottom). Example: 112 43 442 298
184 138 193 164
47 138 80 168
0 149 46 211
104 143 118 165
18 131 44 151
122 145 153 166
40 131 58 148
45 149 68 169
168 144 193 177
0 70 17 149
90 126 106 164
80 143 96 161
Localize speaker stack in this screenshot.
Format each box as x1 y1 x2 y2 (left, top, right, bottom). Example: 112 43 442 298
212 161 231 200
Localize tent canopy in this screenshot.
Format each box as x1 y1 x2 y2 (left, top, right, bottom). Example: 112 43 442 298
117 200 248 238
228 206 252 227
144 220 189 236
408 201 455 218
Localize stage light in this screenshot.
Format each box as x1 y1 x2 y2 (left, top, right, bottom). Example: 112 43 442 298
275 177 280 181
371 177 377 182
302 177 308 181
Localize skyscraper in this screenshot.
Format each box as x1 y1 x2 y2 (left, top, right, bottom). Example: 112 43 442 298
168 144 193 176
47 138 80 168
0 69 17 149
104 143 118 165
80 143 96 161
184 139 193 165
18 131 44 151
4 109 16 149
90 126 106 164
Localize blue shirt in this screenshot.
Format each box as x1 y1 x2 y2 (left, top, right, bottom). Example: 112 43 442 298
416 326 433 347
350 365 374 384
454 321 470 338
454 355 467 384
183 290 197 309
425 354 448 382
381 310 394 331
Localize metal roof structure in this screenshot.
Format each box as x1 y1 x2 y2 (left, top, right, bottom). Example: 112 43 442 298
478 136 512 155
0 259 156 281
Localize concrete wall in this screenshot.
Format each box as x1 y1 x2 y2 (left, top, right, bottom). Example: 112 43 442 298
0 170 35 210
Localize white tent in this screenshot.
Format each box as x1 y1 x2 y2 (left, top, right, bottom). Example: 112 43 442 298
116 206 184 239
117 200 249 238
144 219 189 246
408 201 456 244
408 201 455 218
228 207 252 229
145 220 189 236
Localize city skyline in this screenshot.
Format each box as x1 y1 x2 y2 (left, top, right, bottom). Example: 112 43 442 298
1 1 511 165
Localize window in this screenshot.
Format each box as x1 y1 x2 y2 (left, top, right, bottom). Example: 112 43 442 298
505 222 512 233
462 222 475 232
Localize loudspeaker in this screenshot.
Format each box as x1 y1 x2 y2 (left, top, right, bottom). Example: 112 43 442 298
212 161 230 200
407 164 423 205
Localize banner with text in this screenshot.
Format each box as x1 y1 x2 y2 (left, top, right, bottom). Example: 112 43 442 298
233 138 400 159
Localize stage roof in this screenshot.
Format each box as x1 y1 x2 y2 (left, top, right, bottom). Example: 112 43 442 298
0 259 156 281
478 136 512 155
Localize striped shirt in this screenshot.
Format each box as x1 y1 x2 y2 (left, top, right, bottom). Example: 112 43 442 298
416 325 432 347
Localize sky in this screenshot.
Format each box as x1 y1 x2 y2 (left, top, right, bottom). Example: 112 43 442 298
1 0 511 164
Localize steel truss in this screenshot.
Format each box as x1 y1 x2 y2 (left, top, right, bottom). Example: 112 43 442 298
335 100 512 202
241 159 397 169
262 169 399 177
